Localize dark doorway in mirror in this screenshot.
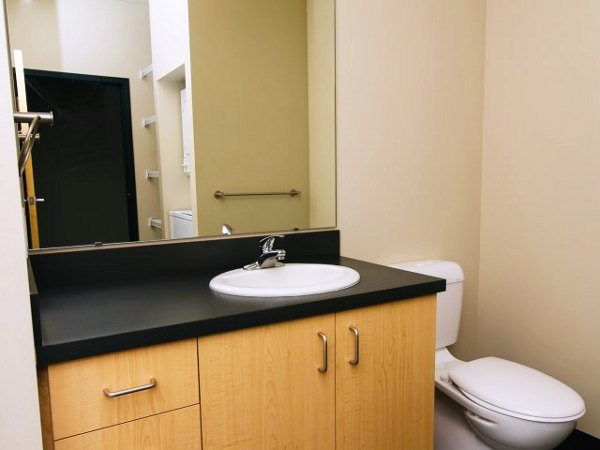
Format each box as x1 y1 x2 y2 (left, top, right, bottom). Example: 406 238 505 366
23 69 138 248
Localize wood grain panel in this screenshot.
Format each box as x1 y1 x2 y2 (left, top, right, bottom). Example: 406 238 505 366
37 368 55 450
336 296 436 450
48 339 199 440
54 405 201 450
198 314 336 450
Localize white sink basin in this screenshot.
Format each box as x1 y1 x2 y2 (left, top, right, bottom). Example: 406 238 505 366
209 263 360 297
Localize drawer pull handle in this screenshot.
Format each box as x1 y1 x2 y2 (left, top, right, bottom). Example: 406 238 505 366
349 326 360 365
317 332 328 373
103 378 157 398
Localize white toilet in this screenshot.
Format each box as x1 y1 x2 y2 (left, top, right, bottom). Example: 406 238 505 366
390 260 585 450
169 210 193 239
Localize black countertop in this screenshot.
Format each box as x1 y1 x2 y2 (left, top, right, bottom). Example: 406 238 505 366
31 256 444 366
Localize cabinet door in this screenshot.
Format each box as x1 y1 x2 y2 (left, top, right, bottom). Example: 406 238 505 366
336 296 436 450
54 405 201 450
199 314 336 450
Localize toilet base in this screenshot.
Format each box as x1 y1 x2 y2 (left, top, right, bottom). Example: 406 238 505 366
435 389 492 450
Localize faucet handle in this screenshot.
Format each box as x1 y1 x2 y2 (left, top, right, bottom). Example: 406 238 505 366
259 234 284 253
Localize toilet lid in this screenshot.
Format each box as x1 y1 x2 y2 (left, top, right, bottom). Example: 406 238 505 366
449 357 585 421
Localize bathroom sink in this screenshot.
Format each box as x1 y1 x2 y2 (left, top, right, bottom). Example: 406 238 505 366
209 263 360 297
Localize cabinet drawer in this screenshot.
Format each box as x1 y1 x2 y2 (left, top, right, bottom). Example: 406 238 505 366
48 339 199 440
54 405 201 450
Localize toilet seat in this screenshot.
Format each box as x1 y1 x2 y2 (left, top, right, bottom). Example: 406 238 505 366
448 357 585 422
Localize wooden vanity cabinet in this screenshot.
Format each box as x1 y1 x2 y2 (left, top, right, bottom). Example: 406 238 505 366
39 295 435 450
197 295 436 450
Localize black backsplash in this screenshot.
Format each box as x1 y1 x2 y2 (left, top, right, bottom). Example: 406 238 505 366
29 230 340 290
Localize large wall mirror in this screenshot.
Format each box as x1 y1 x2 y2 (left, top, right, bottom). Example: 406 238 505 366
6 0 336 249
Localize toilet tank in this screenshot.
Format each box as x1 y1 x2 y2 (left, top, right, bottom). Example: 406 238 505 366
388 260 464 350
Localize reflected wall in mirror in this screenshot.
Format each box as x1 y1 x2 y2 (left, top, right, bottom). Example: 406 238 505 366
6 0 336 249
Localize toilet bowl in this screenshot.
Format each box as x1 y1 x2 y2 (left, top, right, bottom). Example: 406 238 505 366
435 348 583 450
389 260 585 450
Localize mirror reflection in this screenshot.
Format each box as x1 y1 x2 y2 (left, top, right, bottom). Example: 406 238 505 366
6 0 336 249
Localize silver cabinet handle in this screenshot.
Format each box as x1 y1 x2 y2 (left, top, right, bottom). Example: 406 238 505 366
349 326 359 365
317 332 328 373
103 378 157 398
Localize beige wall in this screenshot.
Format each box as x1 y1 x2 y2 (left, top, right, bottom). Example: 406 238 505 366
148 0 196 238
0 2 42 447
336 0 486 360
6 0 162 242
307 0 336 229
480 0 600 435
189 0 310 237
153 78 193 238
148 0 189 82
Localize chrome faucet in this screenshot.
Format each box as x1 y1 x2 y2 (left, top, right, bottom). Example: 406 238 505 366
243 235 286 270
221 223 233 235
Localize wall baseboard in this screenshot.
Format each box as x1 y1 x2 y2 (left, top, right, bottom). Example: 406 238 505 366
557 429 600 450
